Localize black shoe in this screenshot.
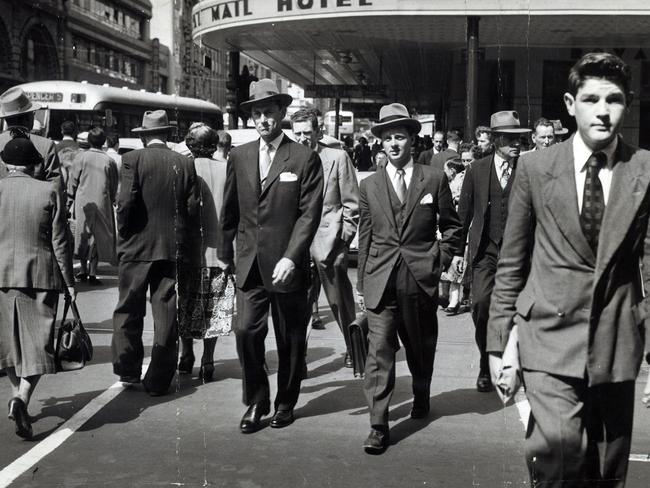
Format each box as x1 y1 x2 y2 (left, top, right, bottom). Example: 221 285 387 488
8 397 32 439
119 375 141 387
143 381 169 397
476 374 493 393
270 409 294 428
178 354 195 375
198 362 214 382
438 297 449 309
344 353 353 369
410 399 430 419
363 425 389 454
240 401 270 433
88 276 102 286
444 303 461 316
311 317 325 330
75 272 88 283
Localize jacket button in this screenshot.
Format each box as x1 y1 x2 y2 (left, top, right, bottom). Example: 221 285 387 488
557 311 565 318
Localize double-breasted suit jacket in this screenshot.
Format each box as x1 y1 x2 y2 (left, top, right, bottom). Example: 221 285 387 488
357 163 461 310
219 135 324 292
488 136 650 384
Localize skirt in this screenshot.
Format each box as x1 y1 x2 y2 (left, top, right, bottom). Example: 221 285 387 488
177 265 235 340
0 288 59 377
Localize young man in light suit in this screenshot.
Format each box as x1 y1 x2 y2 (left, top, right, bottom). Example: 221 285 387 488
488 52 650 487
218 80 323 433
357 103 462 453
291 108 359 367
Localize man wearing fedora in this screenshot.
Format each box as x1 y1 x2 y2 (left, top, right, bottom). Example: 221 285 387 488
456 110 531 393
111 110 199 396
218 79 323 432
357 103 461 453
0 87 61 183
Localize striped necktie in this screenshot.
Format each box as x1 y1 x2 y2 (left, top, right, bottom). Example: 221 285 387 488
579 152 606 253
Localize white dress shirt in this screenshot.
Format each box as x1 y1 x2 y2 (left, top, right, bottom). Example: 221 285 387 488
259 131 285 165
493 152 513 182
573 132 617 212
385 159 414 194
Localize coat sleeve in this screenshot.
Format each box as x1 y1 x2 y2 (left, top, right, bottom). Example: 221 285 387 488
338 151 360 245
115 153 140 238
457 165 475 256
218 153 239 261
67 153 82 208
356 178 372 294
51 182 74 287
436 172 462 270
107 157 119 205
43 140 62 182
283 151 324 264
487 158 535 354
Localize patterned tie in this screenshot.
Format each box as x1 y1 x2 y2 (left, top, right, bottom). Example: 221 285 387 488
579 152 606 253
500 160 511 189
395 168 407 203
259 143 272 188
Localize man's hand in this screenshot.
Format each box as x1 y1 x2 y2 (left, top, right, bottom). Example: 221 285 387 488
451 256 464 274
272 257 295 286
216 258 235 273
489 353 503 388
643 372 650 408
67 286 77 302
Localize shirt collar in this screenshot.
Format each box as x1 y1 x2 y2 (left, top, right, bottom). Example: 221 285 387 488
386 158 414 178
573 132 618 172
493 152 510 168
62 135 74 141
260 132 285 152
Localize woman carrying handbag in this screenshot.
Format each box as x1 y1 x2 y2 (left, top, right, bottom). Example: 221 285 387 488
0 137 76 439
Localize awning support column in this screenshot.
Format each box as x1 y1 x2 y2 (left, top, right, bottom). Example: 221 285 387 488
465 16 480 142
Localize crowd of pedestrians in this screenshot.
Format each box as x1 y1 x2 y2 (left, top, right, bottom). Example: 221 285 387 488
1 51 650 488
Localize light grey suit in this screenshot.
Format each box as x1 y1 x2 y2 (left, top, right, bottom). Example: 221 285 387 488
309 143 359 350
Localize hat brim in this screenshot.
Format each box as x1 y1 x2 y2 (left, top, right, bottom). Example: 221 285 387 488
131 125 175 134
0 101 45 118
554 129 569 135
239 94 293 112
492 127 532 134
371 118 421 137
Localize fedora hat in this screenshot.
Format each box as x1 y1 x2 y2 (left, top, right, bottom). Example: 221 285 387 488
550 119 569 135
0 138 44 167
490 110 531 134
0 87 45 118
371 103 421 137
239 79 293 112
131 110 175 134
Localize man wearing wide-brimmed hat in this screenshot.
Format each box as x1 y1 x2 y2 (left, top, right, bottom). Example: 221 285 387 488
111 110 200 396
357 103 462 453
0 87 61 182
218 79 323 433
457 110 531 393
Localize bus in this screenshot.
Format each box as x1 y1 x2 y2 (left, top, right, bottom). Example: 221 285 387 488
14 80 223 141
323 110 354 137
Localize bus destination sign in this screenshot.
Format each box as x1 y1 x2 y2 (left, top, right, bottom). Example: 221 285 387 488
26 92 63 103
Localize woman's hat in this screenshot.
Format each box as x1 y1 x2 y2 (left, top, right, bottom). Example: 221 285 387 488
131 110 175 134
239 79 293 112
490 111 531 134
0 87 45 118
0 138 44 167
371 103 421 137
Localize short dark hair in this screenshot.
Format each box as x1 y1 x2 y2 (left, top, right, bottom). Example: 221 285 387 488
290 108 319 130
88 127 106 148
474 125 492 139
105 134 119 148
185 125 219 158
61 121 76 136
446 130 462 144
458 142 476 156
533 117 554 131
567 52 632 100
216 130 231 150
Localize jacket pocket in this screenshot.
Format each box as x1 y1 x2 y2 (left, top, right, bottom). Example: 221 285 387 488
515 292 535 320
369 247 379 257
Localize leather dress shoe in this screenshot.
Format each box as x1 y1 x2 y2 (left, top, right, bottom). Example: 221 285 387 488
8 397 32 439
311 316 325 330
363 425 389 454
119 375 141 387
476 374 493 393
410 401 430 419
270 408 294 428
240 401 270 433
344 353 353 369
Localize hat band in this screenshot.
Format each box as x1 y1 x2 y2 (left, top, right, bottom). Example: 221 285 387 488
379 114 411 123
492 124 523 130
249 91 280 101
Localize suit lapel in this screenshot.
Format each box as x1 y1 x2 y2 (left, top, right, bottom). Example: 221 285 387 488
595 140 650 279
373 169 398 231
543 139 596 266
478 157 493 217
317 146 336 195
243 141 261 197
260 135 290 200
400 164 426 232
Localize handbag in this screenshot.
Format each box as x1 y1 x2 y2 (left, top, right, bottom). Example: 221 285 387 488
55 297 93 372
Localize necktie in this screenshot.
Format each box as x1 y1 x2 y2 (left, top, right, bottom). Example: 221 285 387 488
579 152 606 253
259 143 272 187
395 168 407 203
500 161 511 189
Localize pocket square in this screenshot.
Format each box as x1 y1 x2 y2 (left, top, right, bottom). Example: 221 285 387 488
279 172 298 182
419 193 433 205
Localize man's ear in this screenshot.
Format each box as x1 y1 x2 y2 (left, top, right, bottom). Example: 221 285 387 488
563 92 576 117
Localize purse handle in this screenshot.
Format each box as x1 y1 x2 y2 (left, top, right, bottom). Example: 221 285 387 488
61 294 82 322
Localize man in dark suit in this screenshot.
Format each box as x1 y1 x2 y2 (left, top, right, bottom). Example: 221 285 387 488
423 130 461 172
111 110 199 396
488 52 650 487
357 103 462 453
457 110 531 393
218 79 323 433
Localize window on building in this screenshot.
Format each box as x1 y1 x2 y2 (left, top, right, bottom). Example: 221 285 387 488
204 55 212 71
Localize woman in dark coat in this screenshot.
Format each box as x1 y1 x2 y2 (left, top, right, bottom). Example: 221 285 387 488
0 138 75 439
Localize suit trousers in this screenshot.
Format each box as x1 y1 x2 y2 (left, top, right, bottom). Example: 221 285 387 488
112 260 179 392
236 262 310 410
310 246 356 350
364 258 438 426
471 239 499 375
523 370 635 488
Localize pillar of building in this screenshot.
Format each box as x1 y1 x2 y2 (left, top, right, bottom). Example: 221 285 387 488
226 51 240 129
464 16 480 141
